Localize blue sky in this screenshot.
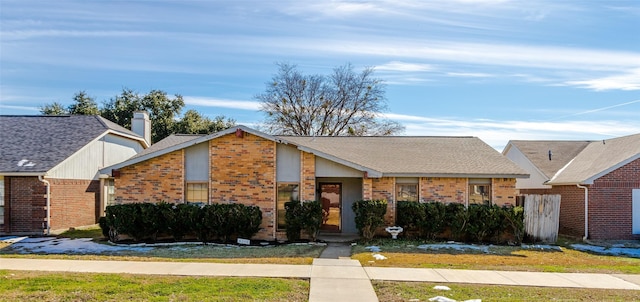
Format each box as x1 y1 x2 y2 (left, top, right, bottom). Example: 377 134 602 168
1 0 639 150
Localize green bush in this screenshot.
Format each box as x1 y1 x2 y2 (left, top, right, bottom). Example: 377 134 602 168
100 202 262 243
445 203 468 241
284 200 322 242
396 201 426 238
466 204 502 243
352 199 387 240
422 202 448 240
502 205 525 244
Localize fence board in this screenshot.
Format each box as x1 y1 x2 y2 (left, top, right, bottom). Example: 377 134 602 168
523 194 561 243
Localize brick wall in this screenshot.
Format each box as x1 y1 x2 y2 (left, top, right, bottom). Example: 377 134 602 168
301 151 316 201
5 176 46 233
420 177 466 203
520 186 586 238
521 158 640 240
493 178 517 206
210 132 276 240
49 179 100 231
589 158 640 240
362 178 372 200
115 150 184 203
372 177 395 225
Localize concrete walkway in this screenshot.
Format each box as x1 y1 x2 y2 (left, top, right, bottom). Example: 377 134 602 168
2 257 640 301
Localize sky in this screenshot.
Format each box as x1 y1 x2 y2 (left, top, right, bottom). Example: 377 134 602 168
1 0 639 150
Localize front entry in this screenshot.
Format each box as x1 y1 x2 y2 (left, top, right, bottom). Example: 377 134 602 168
320 183 341 232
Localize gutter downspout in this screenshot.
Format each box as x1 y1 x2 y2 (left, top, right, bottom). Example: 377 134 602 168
576 184 588 241
38 175 51 235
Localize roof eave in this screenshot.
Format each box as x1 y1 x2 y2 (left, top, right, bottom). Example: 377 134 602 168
383 173 530 178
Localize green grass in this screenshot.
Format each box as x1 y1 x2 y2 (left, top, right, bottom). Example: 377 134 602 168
374 281 640 301
57 226 104 240
0 270 309 302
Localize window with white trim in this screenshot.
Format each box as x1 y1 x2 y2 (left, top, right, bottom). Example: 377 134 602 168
469 178 491 205
396 177 418 202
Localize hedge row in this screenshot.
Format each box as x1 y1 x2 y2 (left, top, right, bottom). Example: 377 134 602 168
99 202 262 243
352 199 388 240
284 200 323 242
396 201 524 244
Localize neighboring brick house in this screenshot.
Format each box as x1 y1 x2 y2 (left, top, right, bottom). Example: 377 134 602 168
0 114 148 235
102 125 527 241
503 134 640 240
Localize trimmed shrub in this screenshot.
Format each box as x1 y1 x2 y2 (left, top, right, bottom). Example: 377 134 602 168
101 202 262 243
445 203 468 241
502 205 525 244
352 199 387 240
422 202 448 240
284 200 322 242
396 201 426 238
466 204 502 243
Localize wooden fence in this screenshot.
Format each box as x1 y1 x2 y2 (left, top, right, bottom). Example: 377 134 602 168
522 194 561 243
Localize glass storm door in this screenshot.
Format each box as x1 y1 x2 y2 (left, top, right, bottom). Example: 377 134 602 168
320 183 341 232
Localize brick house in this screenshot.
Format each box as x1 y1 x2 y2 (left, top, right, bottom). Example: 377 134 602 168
101 125 527 241
0 114 149 235
503 133 640 240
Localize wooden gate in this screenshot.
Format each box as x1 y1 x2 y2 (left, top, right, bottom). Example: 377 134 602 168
522 194 561 243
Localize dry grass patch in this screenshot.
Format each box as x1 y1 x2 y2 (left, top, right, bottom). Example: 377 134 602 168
353 240 640 274
374 281 640 302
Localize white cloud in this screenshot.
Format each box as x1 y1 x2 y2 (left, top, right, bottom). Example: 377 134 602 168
376 61 434 72
564 69 640 91
184 97 261 111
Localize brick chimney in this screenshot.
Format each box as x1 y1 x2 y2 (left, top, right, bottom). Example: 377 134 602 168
132 111 151 145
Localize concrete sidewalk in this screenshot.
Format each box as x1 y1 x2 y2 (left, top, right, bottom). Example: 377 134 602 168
2 257 640 302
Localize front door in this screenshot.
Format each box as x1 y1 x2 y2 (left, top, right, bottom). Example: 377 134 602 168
320 183 341 232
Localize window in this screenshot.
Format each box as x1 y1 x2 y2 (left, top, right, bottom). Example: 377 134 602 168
0 176 4 225
105 178 116 206
277 183 299 231
396 184 418 201
469 179 491 205
186 183 208 204
396 177 418 202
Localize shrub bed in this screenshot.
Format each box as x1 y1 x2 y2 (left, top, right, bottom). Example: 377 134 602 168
352 199 387 240
284 200 323 242
101 202 262 243
396 201 524 244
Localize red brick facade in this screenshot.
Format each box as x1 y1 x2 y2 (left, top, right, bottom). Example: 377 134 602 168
521 158 640 240
111 132 521 240
2 176 99 234
420 177 466 203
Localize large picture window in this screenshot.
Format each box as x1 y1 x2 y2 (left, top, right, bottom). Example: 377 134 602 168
277 183 299 231
186 182 208 204
469 178 491 205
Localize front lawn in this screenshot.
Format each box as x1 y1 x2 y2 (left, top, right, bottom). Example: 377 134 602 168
352 239 640 274
0 270 309 301
374 281 640 302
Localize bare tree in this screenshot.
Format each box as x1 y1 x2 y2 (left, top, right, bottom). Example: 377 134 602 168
256 63 404 136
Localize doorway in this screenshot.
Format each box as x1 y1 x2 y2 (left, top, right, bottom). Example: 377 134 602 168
320 183 341 232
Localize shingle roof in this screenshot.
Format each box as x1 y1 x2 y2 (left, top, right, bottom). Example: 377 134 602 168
130 134 203 160
281 135 528 177
102 125 528 178
0 115 145 173
506 140 591 178
547 133 640 185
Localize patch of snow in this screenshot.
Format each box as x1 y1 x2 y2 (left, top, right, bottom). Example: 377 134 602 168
365 245 381 252
417 243 490 253
433 285 451 291
520 244 562 252
429 296 457 302
0 236 28 244
571 244 640 258
372 253 387 260
6 237 153 254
